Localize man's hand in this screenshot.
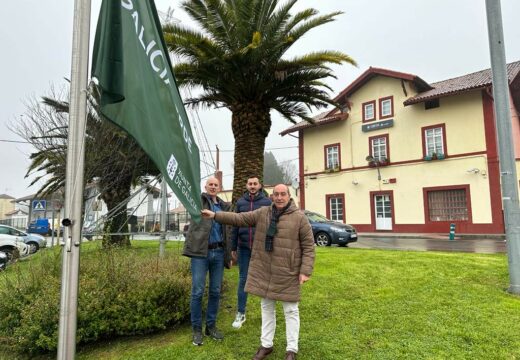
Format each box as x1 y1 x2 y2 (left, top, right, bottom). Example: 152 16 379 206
299 274 310 284
201 209 215 218
231 251 237 263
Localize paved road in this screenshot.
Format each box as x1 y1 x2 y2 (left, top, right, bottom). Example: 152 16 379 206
350 235 506 254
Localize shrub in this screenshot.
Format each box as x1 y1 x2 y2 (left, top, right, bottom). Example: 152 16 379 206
0 245 192 354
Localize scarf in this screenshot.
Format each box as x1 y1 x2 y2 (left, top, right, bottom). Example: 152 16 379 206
265 202 291 252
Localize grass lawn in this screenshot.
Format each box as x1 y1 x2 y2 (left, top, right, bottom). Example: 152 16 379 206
2 243 520 359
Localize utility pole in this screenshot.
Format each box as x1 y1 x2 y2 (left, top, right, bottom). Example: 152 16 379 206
485 0 520 294
159 180 167 257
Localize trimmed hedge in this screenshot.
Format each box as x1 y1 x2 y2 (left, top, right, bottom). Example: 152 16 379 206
0 246 191 354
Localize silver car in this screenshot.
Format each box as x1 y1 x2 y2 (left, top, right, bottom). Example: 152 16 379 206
0 251 7 270
0 236 30 262
0 224 46 253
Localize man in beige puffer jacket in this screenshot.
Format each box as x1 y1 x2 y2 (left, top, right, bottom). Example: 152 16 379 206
201 184 315 360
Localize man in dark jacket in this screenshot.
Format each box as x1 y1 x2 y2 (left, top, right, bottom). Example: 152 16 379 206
231 176 271 329
183 176 231 346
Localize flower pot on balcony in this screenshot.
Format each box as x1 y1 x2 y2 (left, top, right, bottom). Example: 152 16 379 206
325 166 340 173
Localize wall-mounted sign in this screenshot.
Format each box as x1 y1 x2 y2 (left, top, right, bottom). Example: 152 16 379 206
362 119 394 132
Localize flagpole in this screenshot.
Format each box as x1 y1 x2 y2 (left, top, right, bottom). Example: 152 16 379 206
485 0 520 294
57 0 91 358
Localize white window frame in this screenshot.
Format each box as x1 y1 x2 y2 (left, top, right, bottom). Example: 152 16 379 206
329 197 344 222
371 137 387 162
425 127 444 156
381 99 392 117
326 145 340 169
364 103 375 121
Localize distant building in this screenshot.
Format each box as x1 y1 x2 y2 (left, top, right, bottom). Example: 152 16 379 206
282 62 520 234
3 209 28 229
11 182 168 234
11 193 64 231
0 194 15 220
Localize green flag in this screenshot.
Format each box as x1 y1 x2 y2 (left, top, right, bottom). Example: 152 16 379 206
92 0 201 222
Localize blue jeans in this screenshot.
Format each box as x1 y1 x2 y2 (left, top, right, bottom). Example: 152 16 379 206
237 247 251 314
190 248 225 330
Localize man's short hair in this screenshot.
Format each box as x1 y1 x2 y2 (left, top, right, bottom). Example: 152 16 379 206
247 175 261 182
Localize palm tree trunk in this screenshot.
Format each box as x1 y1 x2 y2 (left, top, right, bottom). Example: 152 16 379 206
230 103 271 203
99 176 132 248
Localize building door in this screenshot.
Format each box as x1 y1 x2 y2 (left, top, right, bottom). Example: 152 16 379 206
374 194 392 230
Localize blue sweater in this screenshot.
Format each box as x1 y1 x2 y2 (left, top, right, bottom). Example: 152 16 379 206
231 190 272 250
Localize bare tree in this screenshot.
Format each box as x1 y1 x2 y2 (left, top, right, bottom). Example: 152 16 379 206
10 84 158 247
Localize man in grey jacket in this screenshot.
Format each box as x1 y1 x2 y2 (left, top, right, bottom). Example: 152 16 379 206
183 176 231 346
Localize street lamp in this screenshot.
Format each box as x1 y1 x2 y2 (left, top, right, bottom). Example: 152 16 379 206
366 155 382 181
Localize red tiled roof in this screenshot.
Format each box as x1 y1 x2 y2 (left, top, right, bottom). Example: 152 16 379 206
404 61 520 105
332 67 432 104
281 62 520 136
281 67 426 135
280 111 347 136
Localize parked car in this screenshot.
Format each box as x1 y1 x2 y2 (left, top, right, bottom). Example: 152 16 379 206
0 251 7 270
304 210 357 247
0 224 47 253
0 236 30 262
27 218 52 236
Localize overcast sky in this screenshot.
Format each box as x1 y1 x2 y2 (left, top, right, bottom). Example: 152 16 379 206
1 0 520 199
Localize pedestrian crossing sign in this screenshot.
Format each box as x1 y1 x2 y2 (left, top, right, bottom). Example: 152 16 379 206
32 200 46 211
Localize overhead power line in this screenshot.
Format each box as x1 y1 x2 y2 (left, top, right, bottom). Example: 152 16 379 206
0 139 32 144
200 145 298 153
0 139 299 152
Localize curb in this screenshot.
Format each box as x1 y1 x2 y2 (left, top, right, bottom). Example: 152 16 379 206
358 233 506 241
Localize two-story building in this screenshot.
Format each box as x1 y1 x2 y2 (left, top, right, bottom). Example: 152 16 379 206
281 62 520 234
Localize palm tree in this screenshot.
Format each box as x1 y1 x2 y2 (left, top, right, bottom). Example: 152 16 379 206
13 84 158 247
163 0 356 202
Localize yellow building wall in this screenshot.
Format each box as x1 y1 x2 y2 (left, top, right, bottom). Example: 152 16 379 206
303 121 349 172
0 198 15 220
302 75 495 229
305 155 492 225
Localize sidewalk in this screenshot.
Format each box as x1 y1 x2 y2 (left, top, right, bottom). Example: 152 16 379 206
358 232 506 241
352 232 507 254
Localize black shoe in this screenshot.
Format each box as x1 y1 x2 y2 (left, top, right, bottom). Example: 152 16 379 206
192 329 203 346
253 346 274 360
285 351 297 360
205 326 224 340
